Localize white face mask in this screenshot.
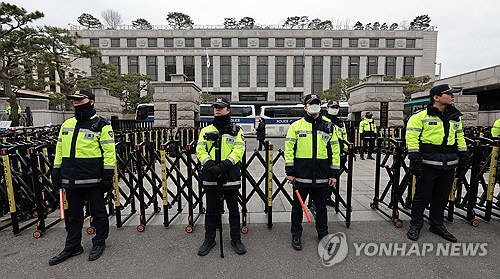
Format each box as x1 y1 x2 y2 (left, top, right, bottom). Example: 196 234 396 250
307 104 321 114
328 108 339 116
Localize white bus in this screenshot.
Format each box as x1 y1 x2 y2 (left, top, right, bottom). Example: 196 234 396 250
260 102 349 136
200 104 256 133
135 103 154 121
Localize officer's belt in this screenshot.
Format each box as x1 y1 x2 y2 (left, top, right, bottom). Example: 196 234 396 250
420 144 457 154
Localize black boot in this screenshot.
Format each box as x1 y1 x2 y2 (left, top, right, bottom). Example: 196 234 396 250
292 236 302 251
231 239 247 255
198 240 216 256
89 244 106 261
407 225 421 241
48 245 84 266
429 225 457 242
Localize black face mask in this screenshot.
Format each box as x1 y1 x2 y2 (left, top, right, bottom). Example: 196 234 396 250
74 101 96 120
213 114 231 131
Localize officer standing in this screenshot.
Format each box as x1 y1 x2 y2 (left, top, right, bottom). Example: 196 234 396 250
406 84 468 242
256 118 266 151
491 118 500 137
196 97 247 256
5 101 22 117
285 94 340 250
323 100 348 207
49 90 116 265
359 112 377 160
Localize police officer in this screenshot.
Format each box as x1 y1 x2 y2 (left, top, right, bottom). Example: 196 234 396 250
256 118 266 151
5 101 22 117
49 90 116 265
359 112 377 160
491 118 500 137
196 97 247 256
323 100 348 207
285 94 340 250
406 84 468 242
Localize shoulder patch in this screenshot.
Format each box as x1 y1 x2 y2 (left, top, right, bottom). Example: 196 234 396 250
108 131 114 138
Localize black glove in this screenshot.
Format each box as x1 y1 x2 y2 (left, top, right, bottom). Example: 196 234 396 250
329 169 340 180
100 179 114 193
204 159 216 169
409 159 422 176
208 164 225 178
52 168 62 190
456 159 469 177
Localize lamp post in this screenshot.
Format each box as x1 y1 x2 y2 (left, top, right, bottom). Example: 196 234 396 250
435 62 442 80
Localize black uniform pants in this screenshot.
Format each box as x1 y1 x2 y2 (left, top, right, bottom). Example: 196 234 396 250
291 186 329 239
360 138 375 157
204 188 241 242
410 165 454 228
64 186 109 251
258 140 266 151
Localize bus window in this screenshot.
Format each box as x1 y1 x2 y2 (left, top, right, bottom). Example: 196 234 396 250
200 106 213 116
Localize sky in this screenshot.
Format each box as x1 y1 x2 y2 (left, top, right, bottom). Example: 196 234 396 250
8 0 500 78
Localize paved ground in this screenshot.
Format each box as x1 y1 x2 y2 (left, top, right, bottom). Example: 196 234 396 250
1 136 499 278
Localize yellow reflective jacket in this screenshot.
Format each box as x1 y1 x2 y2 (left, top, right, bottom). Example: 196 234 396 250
6 105 21 116
196 123 245 189
323 115 348 143
406 104 467 169
359 117 377 139
285 116 340 187
492 118 500 137
53 113 116 188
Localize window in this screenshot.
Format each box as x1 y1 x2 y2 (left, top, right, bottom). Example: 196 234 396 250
294 56 304 87
259 38 268 47
148 38 157 47
349 39 358 48
330 56 341 83
275 38 285 47
275 92 302 102
257 56 268 87
111 38 120 47
312 38 322 47
164 38 173 47
202 55 213 87
348 56 360 79
90 38 99 47
239 56 250 87
406 39 415 48
369 39 379 48
332 38 342 47
185 38 194 47
386 39 395 48
183 56 195 81
311 56 323 93
275 56 287 87
109 56 121 74
222 38 231 47
201 38 211 47
127 38 136 47
128 56 139 74
90 56 101 75
165 56 176 81
367 57 378 76
146 56 158 81
404 57 415 76
220 56 232 87
238 38 248 47
385 57 396 77
239 92 267 101
213 92 231 100
296 38 305 48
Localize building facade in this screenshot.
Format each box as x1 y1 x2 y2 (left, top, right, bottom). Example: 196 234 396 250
72 27 437 106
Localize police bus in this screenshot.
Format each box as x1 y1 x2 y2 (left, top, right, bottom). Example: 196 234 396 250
135 103 154 121
200 104 256 133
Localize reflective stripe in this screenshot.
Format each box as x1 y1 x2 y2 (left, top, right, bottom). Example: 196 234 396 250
330 140 339 145
422 119 442 123
57 138 63 142
408 149 419 153
406 128 422 132
494 126 500 129
62 128 75 132
104 166 115 170
318 131 332 137
330 166 340 170
458 148 468 152
202 180 241 187
295 178 329 184
285 138 297 143
223 135 236 140
227 157 235 165
421 160 443 166
100 140 114 145
448 159 459 165
80 128 100 136
53 164 61 168
198 141 207 145
62 178 102 184
234 142 245 146
285 162 294 167
295 130 312 135
202 157 211 165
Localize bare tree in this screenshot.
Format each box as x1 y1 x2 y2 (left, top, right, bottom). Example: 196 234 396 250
101 9 122 29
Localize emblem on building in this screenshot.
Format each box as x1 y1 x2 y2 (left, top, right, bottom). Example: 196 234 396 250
323 39 331 47
396 39 405 47
212 39 221 47
101 39 109 47
138 39 146 47
175 39 184 47
286 39 294 47
249 39 258 47
360 39 368 47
